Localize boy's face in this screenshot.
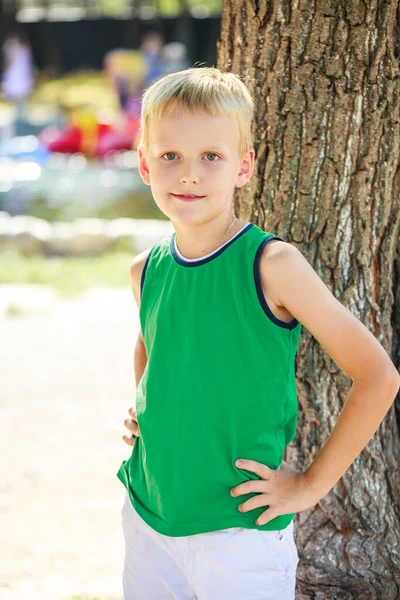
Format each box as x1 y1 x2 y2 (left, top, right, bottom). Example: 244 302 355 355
138 107 255 227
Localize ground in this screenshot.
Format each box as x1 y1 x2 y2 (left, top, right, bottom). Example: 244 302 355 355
0 286 138 600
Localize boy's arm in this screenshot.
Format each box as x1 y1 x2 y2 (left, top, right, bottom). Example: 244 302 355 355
122 253 150 446
130 250 151 388
134 333 147 388
261 242 400 500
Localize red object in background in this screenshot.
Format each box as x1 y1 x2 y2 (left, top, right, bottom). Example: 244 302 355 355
40 116 140 157
95 116 140 158
40 125 82 154
97 122 113 137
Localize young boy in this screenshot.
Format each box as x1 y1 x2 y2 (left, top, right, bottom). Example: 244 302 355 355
117 67 400 599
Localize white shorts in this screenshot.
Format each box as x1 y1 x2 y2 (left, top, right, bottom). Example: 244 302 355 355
121 491 299 599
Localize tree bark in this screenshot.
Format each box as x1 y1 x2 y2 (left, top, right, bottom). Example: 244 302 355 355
217 1 400 598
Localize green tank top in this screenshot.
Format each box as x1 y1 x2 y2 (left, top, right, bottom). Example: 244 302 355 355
117 222 302 537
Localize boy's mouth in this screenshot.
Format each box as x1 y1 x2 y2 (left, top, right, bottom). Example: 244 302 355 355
171 193 205 202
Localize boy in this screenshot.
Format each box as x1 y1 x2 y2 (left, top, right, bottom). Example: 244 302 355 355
117 67 400 599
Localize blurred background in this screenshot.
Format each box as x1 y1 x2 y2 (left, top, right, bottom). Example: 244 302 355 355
0 1 221 598
0 0 221 220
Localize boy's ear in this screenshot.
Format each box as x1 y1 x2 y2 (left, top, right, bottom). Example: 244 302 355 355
235 149 255 188
138 145 151 186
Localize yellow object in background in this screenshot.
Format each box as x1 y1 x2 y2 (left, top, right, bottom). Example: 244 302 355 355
70 106 98 156
104 49 149 95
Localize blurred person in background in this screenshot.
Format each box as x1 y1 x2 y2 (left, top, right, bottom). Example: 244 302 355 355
140 31 165 85
1 32 35 136
103 48 149 114
102 33 187 151
162 42 190 75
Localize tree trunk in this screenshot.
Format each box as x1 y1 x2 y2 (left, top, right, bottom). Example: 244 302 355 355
217 1 400 598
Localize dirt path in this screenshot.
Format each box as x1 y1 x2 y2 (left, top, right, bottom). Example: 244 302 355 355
0 286 139 600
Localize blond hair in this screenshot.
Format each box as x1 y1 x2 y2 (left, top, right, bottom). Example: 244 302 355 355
138 67 254 157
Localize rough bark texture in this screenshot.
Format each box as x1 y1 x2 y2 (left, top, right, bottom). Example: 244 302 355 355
217 1 400 598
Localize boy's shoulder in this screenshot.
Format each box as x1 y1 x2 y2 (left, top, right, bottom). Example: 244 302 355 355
258 234 300 318
250 225 293 266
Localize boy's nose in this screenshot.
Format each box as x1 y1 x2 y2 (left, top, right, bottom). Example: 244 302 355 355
180 166 199 185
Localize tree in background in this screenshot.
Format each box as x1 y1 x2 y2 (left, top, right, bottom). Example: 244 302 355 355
218 1 400 597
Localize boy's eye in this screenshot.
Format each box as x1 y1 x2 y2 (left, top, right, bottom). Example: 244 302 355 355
161 152 220 161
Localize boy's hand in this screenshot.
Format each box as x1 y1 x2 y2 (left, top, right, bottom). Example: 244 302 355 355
122 407 140 446
230 458 321 526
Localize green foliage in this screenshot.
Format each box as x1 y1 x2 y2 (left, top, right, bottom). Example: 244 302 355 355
17 0 224 18
0 251 133 296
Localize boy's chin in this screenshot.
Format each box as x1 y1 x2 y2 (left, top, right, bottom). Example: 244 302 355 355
170 214 225 230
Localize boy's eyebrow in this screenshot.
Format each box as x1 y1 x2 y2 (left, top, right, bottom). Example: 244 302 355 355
153 144 228 153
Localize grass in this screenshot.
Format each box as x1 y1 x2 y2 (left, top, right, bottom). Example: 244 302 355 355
0 251 133 296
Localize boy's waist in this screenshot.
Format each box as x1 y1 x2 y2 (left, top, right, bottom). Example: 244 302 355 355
120 467 293 537
117 449 287 536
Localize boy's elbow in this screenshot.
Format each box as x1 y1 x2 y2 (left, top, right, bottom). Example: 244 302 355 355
376 366 400 401
390 369 400 394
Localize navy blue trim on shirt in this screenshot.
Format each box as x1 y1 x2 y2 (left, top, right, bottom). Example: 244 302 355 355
140 246 155 298
254 236 300 330
170 223 254 267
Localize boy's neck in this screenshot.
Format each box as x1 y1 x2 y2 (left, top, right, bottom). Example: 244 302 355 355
172 216 248 260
